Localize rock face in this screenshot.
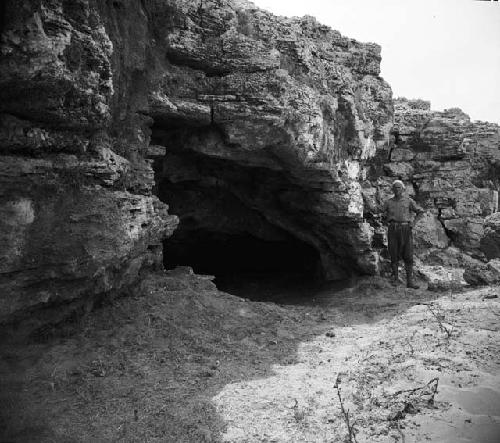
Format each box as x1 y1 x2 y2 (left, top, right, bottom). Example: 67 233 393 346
149 0 393 280
363 98 500 283
1 0 499 322
0 0 392 322
391 99 499 257
0 0 179 323
480 212 500 260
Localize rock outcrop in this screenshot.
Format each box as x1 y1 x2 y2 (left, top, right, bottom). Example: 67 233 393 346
149 0 393 280
0 0 393 322
363 98 500 285
0 0 179 323
1 0 499 323
481 212 500 260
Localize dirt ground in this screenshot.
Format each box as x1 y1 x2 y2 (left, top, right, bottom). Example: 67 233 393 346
1 267 499 442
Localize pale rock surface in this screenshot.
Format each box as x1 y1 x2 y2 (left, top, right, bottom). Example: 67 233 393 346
417 264 466 292
383 161 414 180
413 212 449 250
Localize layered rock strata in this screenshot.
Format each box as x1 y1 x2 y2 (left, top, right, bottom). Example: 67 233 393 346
0 0 393 322
148 0 393 280
363 98 500 284
2 0 498 324
0 0 179 323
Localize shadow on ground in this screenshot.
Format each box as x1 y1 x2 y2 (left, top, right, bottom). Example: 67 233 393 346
0 269 463 442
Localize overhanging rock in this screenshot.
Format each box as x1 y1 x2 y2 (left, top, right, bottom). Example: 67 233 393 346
147 0 393 280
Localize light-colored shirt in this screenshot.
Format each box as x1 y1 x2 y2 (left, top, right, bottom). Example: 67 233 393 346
383 196 423 222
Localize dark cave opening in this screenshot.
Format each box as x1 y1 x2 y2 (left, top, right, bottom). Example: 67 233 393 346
163 229 321 302
163 230 319 275
150 120 324 301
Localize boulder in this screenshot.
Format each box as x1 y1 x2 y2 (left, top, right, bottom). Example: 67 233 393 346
413 212 449 249
463 259 500 286
417 265 466 292
443 217 485 254
480 212 500 260
383 162 414 180
390 148 415 162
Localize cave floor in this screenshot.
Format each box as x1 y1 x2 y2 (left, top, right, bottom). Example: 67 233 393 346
1 270 499 442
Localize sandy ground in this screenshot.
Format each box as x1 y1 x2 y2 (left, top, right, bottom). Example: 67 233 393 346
1 268 499 442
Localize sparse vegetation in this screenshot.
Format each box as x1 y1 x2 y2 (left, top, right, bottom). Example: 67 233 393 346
1 274 498 442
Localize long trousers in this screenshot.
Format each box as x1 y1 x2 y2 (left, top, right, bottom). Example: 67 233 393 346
388 222 413 265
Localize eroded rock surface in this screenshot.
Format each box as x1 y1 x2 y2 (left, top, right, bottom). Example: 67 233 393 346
148 0 393 279
0 0 179 323
2 0 500 323
481 212 500 260
463 259 500 286
363 98 500 286
1 0 393 322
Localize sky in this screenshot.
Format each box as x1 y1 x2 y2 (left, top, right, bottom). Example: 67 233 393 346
251 0 500 124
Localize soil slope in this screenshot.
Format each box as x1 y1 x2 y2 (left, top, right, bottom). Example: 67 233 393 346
1 269 499 442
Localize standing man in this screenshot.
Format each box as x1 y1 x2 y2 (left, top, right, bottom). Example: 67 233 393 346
383 180 424 288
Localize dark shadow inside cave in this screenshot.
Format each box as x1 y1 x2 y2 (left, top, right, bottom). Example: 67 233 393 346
163 230 318 275
163 229 321 302
150 120 324 303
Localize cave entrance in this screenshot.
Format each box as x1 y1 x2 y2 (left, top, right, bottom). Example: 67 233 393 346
149 120 324 302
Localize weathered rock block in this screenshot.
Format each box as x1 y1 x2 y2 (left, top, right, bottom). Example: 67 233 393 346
463 259 500 286
480 212 500 260
413 212 449 249
418 265 465 292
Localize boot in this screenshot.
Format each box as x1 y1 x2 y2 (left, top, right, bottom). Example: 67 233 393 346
391 263 399 286
405 264 419 289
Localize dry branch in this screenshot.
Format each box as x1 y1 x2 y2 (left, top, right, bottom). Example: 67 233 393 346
424 303 454 338
334 374 358 443
389 377 439 398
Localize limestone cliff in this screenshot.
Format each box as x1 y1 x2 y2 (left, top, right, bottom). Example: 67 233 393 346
2 0 498 323
0 0 394 323
147 0 393 279
0 0 180 323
